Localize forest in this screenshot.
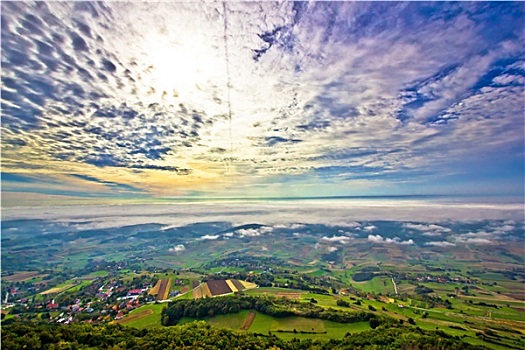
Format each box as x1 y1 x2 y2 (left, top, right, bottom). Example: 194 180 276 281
161 295 382 326
2 320 484 349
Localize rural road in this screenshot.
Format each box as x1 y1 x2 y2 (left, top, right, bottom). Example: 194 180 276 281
392 278 398 295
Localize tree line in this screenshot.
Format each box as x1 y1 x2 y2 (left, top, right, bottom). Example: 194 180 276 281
1 320 484 349
162 295 388 326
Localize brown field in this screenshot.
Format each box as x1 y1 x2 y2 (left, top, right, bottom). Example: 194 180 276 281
191 280 200 289
379 296 394 303
3 271 47 282
180 286 190 294
275 292 303 299
502 292 525 301
192 283 212 299
240 311 257 330
231 279 246 291
41 284 74 295
207 280 232 296
288 259 303 266
156 279 171 300
148 280 162 296
116 309 154 325
453 250 476 261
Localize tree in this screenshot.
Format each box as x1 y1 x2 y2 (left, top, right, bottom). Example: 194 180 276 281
336 299 349 307
369 318 380 329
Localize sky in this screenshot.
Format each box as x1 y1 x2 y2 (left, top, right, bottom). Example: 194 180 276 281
1 1 524 206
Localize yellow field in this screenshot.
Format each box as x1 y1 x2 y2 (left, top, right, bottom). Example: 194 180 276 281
41 284 74 295
239 280 257 289
157 279 171 300
225 280 238 292
192 283 212 299
148 280 162 296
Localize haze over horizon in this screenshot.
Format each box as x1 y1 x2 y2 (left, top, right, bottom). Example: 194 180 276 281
1 2 524 206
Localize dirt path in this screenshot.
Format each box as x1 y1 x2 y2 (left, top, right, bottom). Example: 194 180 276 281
240 311 256 330
391 278 398 295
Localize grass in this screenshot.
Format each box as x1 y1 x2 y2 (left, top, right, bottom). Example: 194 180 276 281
117 303 164 329
88 270 109 277
66 281 92 293
248 312 320 333
207 310 251 329
41 284 75 295
354 276 394 294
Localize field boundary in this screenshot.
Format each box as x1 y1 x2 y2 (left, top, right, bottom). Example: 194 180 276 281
240 311 256 330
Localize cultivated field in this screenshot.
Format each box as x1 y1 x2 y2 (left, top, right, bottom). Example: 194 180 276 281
2 271 47 282
225 280 238 292
148 280 161 296
156 279 171 300
116 303 165 329
192 283 212 299
41 284 74 295
207 280 232 296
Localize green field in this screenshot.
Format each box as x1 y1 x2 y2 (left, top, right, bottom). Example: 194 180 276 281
179 310 372 341
117 303 165 329
354 276 395 294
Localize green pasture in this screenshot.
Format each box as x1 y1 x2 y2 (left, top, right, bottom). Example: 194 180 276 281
353 276 395 294
118 303 165 329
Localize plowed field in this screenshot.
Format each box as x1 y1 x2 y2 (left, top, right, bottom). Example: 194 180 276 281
207 280 232 296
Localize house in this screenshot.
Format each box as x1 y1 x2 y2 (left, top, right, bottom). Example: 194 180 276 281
127 289 142 296
46 303 59 310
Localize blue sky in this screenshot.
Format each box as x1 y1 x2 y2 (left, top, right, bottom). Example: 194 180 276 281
1 1 524 205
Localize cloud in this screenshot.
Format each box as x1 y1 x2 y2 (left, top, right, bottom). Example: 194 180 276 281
196 234 220 241
168 244 185 252
368 234 414 245
454 237 492 245
1 2 523 200
321 235 351 244
2 200 523 229
425 241 456 247
235 226 273 238
404 223 451 236
328 246 338 252
368 234 384 243
273 223 306 230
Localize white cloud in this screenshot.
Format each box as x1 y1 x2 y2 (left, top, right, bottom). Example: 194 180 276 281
196 234 220 241
364 225 377 232
328 246 338 252
321 235 351 244
168 244 185 252
455 237 492 245
273 223 306 230
3 200 523 230
235 226 273 238
425 241 456 247
493 74 525 85
368 234 384 243
368 234 413 245
404 223 451 236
